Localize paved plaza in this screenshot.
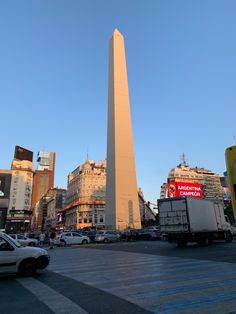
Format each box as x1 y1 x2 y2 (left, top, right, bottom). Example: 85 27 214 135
1 241 236 314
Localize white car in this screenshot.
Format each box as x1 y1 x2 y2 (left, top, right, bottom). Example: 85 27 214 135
95 230 121 243
56 232 90 246
9 234 39 247
0 232 49 276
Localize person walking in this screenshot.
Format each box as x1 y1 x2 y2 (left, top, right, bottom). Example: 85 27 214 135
49 229 56 249
39 232 45 247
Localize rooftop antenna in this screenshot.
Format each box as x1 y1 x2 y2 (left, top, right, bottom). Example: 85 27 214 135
180 153 188 166
86 148 89 161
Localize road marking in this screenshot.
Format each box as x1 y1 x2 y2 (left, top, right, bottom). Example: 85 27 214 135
17 277 88 314
47 248 236 313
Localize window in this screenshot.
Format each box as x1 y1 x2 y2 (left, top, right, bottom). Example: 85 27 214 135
0 237 12 251
72 232 81 237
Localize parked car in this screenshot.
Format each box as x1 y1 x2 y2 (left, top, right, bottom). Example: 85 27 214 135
95 230 121 243
24 232 41 241
120 229 140 241
55 232 90 246
9 234 39 247
137 228 161 241
86 231 97 243
0 232 50 276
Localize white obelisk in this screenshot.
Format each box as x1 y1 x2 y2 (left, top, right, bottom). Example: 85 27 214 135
106 29 141 231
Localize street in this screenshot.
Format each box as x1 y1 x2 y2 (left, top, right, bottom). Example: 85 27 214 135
1 240 236 314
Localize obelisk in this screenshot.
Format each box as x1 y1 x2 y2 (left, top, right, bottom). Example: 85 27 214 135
106 29 141 231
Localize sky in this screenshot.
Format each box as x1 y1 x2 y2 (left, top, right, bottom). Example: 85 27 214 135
1 0 236 204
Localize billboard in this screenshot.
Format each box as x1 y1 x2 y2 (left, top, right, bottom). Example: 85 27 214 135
14 145 33 162
168 182 203 199
0 174 11 199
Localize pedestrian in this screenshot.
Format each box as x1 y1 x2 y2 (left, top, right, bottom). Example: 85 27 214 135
39 232 45 247
49 229 56 249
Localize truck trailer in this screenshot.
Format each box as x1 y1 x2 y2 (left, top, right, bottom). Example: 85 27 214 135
158 197 232 247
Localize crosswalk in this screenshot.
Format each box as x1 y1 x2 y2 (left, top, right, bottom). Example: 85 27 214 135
47 248 236 314
17 277 88 314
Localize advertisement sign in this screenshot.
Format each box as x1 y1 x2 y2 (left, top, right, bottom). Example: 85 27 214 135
168 182 203 199
14 145 33 162
0 174 11 199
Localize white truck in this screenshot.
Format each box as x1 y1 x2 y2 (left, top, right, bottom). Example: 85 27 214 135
158 197 232 247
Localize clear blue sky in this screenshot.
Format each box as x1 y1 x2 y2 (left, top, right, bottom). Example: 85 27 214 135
1 1 236 203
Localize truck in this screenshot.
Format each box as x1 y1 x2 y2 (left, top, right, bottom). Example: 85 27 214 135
158 197 232 247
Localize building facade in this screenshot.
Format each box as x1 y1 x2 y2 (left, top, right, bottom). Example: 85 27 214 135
65 160 155 230
37 151 56 184
45 188 66 230
31 151 55 230
6 159 34 232
138 189 156 224
65 160 106 230
168 163 224 203
160 183 167 199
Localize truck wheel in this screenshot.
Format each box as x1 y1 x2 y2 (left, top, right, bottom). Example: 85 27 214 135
19 259 36 276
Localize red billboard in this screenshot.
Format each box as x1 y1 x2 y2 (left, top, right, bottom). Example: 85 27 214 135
168 182 203 199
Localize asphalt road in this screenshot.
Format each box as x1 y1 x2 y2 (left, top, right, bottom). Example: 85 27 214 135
86 239 236 264
1 240 236 314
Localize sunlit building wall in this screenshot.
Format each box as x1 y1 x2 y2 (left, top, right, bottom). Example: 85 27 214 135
65 160 106 230
168 163 224 203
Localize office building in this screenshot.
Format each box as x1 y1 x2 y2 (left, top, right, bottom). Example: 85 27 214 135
6 157 34 232
168 162 224 203
65 160 106 230
31 151 55 229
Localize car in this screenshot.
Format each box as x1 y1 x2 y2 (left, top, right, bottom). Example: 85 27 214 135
0 232 50 276
137 228 161 241
55 232 90 246
120 229 140 241
9 234 39 247
95 230 121 243
85 231 97 242
24 232 41 241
